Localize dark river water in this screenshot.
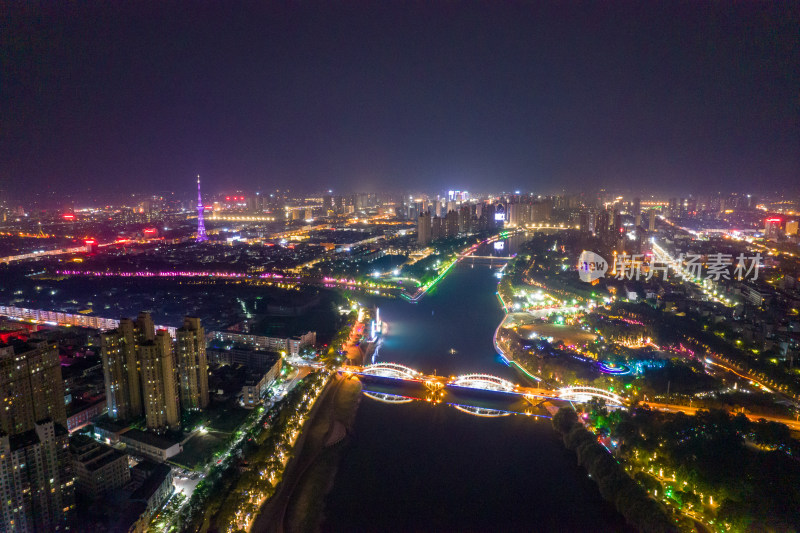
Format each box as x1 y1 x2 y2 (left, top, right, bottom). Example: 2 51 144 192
321 235 630 532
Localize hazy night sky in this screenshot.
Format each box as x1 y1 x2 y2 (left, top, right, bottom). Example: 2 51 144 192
1 1 798 199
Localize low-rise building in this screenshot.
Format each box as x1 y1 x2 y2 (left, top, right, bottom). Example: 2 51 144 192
112 461 173 533
67 397 107 432
70 433 130 499
129 461 173 519
240 354 281 408
210 330 315 356
119 429 182 463
208 342 283 373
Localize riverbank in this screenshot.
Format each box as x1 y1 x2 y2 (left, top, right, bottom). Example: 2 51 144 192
283 376 362 532
249 373 362 532
551 407 677 533
494 312 550 387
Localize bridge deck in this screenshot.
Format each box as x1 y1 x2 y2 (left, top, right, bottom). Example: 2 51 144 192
340 366 628 406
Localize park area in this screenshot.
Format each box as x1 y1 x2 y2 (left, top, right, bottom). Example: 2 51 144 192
171 403 253 470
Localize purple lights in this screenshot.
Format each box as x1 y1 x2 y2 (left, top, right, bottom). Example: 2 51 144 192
597 361 631 375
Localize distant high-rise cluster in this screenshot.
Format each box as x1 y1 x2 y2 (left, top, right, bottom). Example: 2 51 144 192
0 339 73 531
415 195 548 246
101 313 208 432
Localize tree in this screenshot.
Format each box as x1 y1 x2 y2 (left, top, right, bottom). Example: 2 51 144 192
552 406 578 435
564 425 595 450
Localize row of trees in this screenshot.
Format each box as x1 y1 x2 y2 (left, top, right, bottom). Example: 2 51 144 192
210 372 330 532
552 407 678 533
176 372 329 532
613 301 800 399
591 405 800 531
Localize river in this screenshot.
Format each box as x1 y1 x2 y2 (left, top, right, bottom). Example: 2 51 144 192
320 234 631 532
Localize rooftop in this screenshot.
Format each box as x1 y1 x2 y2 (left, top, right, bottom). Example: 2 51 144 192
130 462 171 502
121 428 180 450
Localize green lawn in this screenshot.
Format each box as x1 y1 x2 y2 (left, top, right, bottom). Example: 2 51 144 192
171 432 228 470
205 404 252 433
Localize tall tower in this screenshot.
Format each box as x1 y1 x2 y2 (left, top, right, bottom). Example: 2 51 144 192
196 175 208 242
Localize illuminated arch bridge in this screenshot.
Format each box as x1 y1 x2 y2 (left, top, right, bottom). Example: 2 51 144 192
355 365 627 406
450 373 516 392
557 386 625 406
360 363 421 380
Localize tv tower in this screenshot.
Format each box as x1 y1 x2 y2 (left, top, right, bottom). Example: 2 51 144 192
196 175 208 242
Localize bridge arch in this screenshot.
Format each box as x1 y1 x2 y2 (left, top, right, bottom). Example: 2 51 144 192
360 363 421 380
557 386 625 405
450 373 516 392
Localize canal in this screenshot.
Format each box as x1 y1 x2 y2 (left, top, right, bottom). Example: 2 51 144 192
321 234 631 532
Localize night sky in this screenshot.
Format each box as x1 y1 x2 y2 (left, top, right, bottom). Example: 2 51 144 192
2 1 798 199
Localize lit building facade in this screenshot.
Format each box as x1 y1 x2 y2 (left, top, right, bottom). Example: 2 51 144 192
100 312 193 432
69 434 129 500
765 217 781 241
0 339 67 435
139 331 180 432
176 317 209 410
417 212 431 246
0 421 74 532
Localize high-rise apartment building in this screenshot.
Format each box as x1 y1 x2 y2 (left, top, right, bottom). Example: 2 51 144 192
765 218 781 241
101 313 202 432
595 209 611 240
334 195 345 215
176 317 209 410
322 194 333 216
100 315 152 421
139 330 180 432
417 212 431 246
100 320 137 421
0 338 73 531
458 204 472 233
0 339 66 435
531 200 552 223
579 211 594 234
446 210 459 237
0 420 74 532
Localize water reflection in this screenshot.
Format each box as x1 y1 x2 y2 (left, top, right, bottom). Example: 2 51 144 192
322 232 631 532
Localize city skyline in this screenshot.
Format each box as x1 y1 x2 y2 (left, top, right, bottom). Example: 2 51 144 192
2 2 798 199
2 3 800 531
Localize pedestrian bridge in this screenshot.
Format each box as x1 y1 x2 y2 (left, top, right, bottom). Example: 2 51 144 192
359 362 421 380
450 373 516 391
341 363 628 417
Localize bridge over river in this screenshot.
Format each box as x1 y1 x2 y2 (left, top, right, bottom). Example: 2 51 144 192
340 362 626 417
